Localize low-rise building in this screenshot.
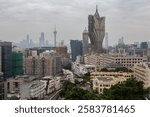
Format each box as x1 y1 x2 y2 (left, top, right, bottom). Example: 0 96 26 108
62 69 74 83
72 62 88 77
84 53 147 70
91 72 133 79
92 72 133 94
41 76 61 95
20 79 45 100
134 62 150 88
7 75 45 99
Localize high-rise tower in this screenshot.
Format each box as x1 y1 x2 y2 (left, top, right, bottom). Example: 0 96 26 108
88 5 105 53
53 26 57 47
39 32 45 47
105 32 109 49
0 41 12 80
82 27 89 55
70 40 83 62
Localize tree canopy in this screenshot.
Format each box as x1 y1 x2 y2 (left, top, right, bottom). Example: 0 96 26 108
101 78 149 100
60 78 150 100
101 67 133 72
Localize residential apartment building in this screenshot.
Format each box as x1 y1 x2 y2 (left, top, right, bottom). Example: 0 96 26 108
25 50 62 77
20 79 45 99
7 75 33 94
25 46 69 58
41 76 61 95
7 75 46 99
134 62 150 88
72 62 88 77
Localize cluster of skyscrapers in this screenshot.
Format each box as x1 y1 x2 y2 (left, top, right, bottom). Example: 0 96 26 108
0 6 150 100
70 6 150 95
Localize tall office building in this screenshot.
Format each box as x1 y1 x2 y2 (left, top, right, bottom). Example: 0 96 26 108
70 40 83 61
0 41 12 99
141 42 148 49
88 6 105 53
0 46 4 99
0 73 4 99
0 41 12 80
134 42 140 48
0 46 2 73
39 32 45 47
148 41 150 48
53 26 57 47
82 28 89 55
118 36 124 45
26 35 30 48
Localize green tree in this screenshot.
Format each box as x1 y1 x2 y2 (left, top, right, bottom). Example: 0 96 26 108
101 68 109 72
60 80 101 100
8 96 19 100
101 78 148 100
115 67 133 72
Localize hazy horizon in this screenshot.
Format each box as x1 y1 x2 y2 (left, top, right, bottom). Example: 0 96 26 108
0 0 150 46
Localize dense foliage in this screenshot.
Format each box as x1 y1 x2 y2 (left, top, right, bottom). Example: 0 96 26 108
101 67 133 72
101 78 149 100
60 80 100 100
60 78 150 100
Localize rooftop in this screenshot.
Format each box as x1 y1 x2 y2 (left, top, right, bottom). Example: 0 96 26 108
97 77 113 82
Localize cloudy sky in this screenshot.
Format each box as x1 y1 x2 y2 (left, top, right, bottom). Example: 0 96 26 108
0 0 150 46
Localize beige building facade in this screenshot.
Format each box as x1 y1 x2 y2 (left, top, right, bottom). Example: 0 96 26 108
84 53 147 70
92 72 134 93
25 51 62 77
134 62 150 88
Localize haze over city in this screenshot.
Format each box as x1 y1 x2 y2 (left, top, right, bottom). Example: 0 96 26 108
0 0 150 45
1 0 150 101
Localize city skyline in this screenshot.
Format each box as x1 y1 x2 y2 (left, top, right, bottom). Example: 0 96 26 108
0 0 150 46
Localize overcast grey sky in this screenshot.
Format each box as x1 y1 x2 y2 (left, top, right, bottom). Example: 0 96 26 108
0 0 150 46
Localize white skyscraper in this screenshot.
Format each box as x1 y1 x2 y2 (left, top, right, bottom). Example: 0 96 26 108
82 28 89 55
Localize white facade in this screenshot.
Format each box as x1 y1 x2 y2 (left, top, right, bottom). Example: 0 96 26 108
20 80 45 99
63 69 74 83
72 62 88 77
93 76 116 94
134 62 150 88
82 28 89 55
41 76 61 95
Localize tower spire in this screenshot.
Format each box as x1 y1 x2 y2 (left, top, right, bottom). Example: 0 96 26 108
95 5 100 18
96 5 98 12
